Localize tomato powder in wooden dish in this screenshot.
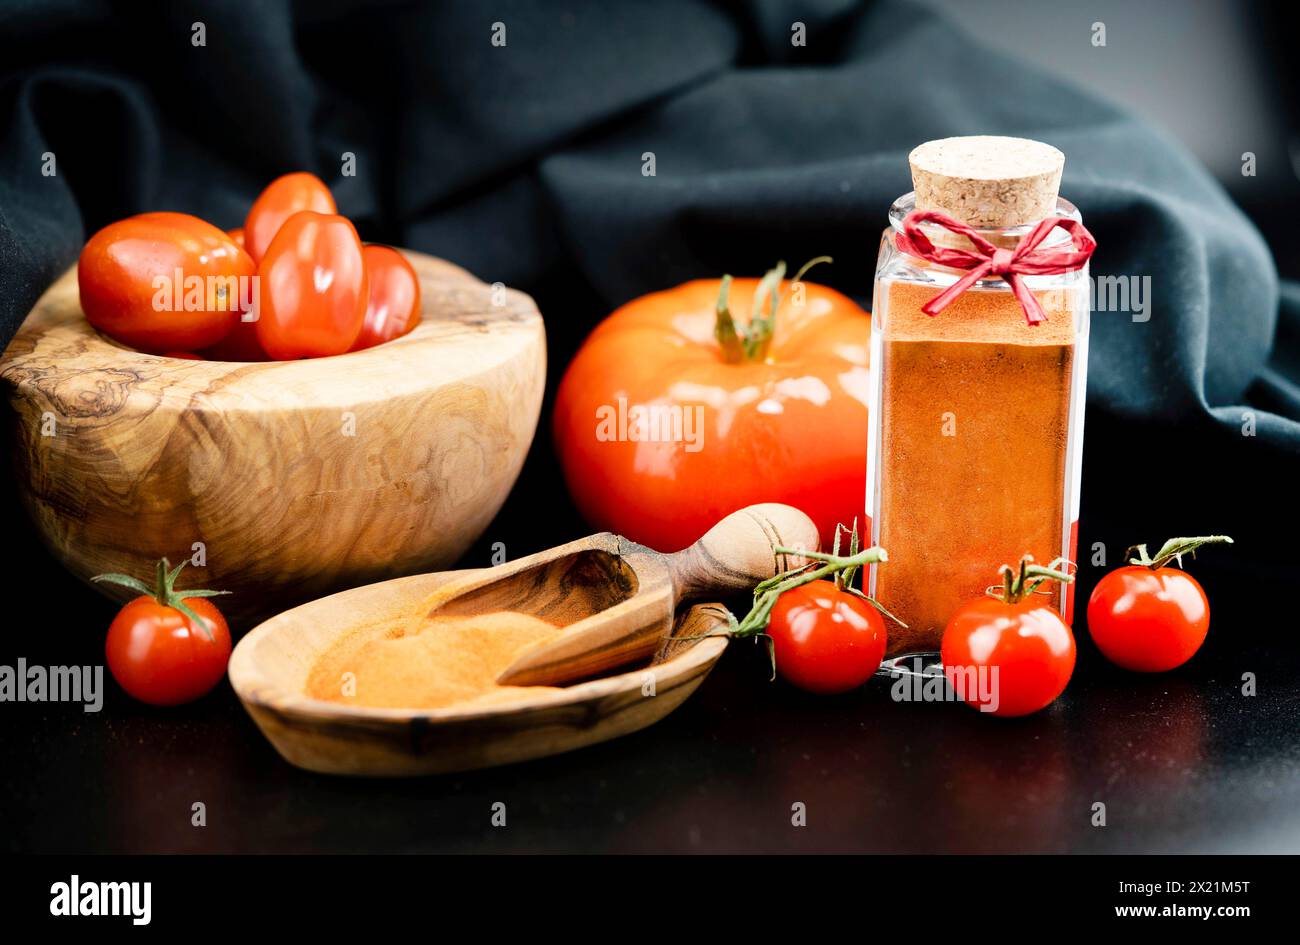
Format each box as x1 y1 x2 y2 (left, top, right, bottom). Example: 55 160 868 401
305 611 562 710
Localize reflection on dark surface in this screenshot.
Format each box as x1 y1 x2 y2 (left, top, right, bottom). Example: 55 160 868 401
1 438 1297 853
4 601 1294 853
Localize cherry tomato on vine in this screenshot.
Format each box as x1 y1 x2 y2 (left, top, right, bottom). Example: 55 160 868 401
941 558 1076 717
243 172 336 264
92 559 232 706
78 212 254 352
1087 536 1232 673
350 245 422 350
767 580 888 694
254 211 368 359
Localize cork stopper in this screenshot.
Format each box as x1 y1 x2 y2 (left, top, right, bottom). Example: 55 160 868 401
909 136 1064 228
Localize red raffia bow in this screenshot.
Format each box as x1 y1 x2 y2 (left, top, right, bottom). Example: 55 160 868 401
895 210 1097 325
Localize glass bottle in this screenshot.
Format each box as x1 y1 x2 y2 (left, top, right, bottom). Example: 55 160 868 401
866 137 1090 655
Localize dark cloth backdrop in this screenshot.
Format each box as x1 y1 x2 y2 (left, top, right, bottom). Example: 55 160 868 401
1 0 1296 608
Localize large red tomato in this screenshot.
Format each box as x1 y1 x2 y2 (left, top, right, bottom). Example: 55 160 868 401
554 268 870 551
78 212 254 352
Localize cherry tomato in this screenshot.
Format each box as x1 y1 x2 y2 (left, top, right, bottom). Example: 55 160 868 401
105 597 230 706
227 227 246 248
1087 566 1210 672
94 560 232 707
78 212 254 352
766 581 887 694
941 597 1076 717
243 172 336 264
254 211 368 359
554 267 869 551
350 245 422 350
162 351 204 360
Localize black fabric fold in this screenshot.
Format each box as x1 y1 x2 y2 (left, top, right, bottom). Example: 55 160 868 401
1 0 1294 585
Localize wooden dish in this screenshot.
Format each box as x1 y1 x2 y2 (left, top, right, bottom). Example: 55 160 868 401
0 252 545 624
228 567 730 776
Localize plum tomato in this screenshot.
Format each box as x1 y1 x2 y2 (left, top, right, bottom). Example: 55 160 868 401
350 245 422 350
78 212 254 352
254 211 368 359
243 171 336 264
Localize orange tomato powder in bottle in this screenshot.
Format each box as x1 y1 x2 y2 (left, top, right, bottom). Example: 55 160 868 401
866 137 1090 654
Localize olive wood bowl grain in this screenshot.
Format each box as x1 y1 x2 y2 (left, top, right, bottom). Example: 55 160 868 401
0 251 546 625
228 566 731 777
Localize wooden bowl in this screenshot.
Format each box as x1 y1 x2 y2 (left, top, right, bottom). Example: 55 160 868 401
0 252 546 625
228 568 729 776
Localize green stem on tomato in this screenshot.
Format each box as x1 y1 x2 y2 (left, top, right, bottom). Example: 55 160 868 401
92 557 230 641
721 528 898 682
713 256 833 364
667 518 900 680
1124 535 1234 571
985 555 1074 605
714 275 745 363
730 547 894 641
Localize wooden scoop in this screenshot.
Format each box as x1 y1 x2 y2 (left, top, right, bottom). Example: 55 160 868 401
416 503 819 688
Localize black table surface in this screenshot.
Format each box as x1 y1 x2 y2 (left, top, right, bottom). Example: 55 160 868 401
3 458 1299 856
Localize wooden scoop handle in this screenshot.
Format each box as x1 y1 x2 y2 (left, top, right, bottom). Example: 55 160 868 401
666 503 820 600
493 504 819 688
